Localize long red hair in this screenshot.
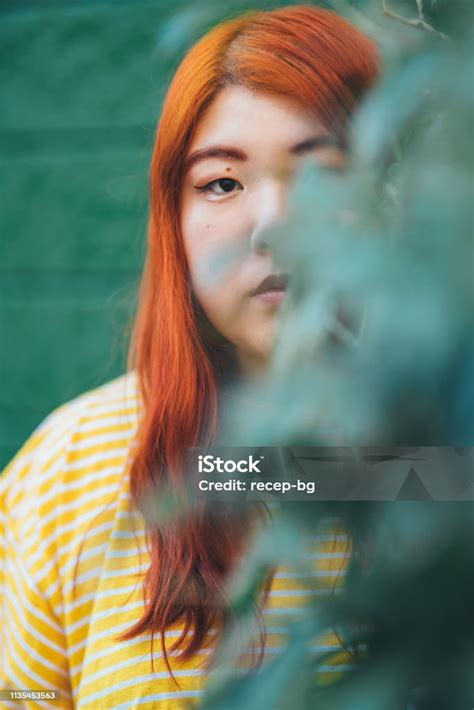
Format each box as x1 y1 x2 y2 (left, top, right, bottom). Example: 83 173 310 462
121 4 380 683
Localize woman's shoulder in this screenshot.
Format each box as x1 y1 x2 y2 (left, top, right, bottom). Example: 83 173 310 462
39 368 140 435
1 369 141 509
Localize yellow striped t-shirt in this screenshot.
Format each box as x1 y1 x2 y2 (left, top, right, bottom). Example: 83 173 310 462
0 371 353 709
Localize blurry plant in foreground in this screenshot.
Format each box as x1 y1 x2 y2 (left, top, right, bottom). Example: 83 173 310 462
197 1 474 709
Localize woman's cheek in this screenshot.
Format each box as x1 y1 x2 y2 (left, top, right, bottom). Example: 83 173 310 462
193 214 244 279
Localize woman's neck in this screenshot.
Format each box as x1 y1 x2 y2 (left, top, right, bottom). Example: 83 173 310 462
235 348 269 382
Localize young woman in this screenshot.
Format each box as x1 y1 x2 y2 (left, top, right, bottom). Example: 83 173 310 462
1 6 379 708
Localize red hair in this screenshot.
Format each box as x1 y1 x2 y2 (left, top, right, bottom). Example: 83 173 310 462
121 4 380 683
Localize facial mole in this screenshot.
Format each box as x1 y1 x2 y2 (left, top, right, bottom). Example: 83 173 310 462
225 167 231 172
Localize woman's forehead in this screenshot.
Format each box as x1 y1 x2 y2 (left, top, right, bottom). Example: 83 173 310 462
185 85 331 165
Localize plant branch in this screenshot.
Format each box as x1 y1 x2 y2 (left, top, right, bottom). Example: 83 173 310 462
382 0 448 39
416 0 425 22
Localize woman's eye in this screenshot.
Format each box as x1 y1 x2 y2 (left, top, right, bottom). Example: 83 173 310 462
196 177 243 198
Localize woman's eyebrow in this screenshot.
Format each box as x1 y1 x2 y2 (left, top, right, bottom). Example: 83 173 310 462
290 135 340 155
184 145 247 171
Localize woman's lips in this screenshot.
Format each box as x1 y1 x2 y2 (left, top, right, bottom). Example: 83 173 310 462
251 273 289 305
253 288 287 305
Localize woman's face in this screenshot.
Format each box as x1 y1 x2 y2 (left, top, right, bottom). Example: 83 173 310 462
180 85 346 378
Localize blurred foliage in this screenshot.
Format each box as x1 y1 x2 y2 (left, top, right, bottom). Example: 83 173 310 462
169 0 473 708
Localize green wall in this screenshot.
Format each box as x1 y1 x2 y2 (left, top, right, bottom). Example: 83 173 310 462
0 0 185 469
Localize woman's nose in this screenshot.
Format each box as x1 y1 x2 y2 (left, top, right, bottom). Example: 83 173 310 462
249 181 287 255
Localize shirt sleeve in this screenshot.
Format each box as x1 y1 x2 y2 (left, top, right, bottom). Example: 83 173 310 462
1 410 77 710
